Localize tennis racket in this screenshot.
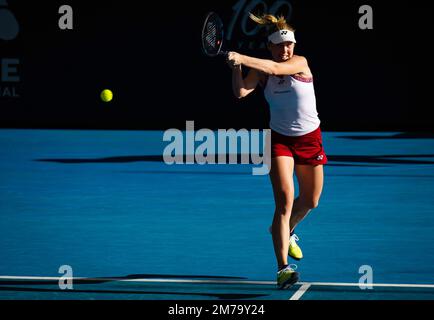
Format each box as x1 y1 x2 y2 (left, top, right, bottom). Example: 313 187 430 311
201 12 227 57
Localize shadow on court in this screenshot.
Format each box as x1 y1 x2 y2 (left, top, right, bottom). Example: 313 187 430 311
35 154 434 165
0 274 247 286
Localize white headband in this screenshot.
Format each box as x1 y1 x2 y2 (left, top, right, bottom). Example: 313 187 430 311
268 29 296 44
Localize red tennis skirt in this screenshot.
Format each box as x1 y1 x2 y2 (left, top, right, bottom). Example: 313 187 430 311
271 126 328 165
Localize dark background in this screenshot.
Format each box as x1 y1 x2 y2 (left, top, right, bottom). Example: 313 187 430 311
1 0 432 131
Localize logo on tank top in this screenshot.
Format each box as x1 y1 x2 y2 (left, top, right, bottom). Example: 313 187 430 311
274 77 290 93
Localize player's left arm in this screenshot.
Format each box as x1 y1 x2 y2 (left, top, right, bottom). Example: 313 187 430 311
228 52 308 76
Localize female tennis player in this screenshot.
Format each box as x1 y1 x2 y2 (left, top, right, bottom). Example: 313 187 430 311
227 13 328 289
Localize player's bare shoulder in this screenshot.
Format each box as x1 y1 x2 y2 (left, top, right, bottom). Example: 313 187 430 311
292 55 312 79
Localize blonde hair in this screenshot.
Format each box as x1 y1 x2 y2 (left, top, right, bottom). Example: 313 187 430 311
249 13 294 36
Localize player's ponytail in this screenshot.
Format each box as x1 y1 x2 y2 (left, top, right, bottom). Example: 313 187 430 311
249 13 294 33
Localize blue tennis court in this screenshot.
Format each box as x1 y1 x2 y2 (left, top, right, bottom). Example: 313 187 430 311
1 129 433 300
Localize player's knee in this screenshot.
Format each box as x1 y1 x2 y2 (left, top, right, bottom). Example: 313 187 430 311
275 206 292 216
300 197 319 210
275 201 294 215
306 199 320 209
274 191 294 214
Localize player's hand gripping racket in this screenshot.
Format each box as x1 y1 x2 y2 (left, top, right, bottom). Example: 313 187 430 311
201 12 227 57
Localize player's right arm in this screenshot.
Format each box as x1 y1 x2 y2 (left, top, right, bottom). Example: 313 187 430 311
230 66 260 99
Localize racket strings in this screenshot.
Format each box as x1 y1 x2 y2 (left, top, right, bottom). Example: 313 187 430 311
205 22 217 50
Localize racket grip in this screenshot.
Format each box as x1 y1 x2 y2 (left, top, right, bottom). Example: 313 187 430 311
218 50 228 56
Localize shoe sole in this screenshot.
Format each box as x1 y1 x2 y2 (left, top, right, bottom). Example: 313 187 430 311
278 272 300 290
288 254 302 261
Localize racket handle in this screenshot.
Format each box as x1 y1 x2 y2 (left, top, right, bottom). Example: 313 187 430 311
218 50 228 56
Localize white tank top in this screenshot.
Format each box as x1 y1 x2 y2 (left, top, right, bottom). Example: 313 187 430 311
263 74 320 136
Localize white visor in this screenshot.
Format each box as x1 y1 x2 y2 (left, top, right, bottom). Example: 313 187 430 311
268 29 296 44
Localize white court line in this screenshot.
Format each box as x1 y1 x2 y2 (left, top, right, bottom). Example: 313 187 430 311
1 276 434 289
289 283 311 300
299 282 434 289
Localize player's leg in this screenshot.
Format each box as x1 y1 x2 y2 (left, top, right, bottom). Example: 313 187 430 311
290 164 324 232
269 156 299 288
269 156 295 269
285 164 324 260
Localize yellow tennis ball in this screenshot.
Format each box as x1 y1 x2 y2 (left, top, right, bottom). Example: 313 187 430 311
100 89 113 102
